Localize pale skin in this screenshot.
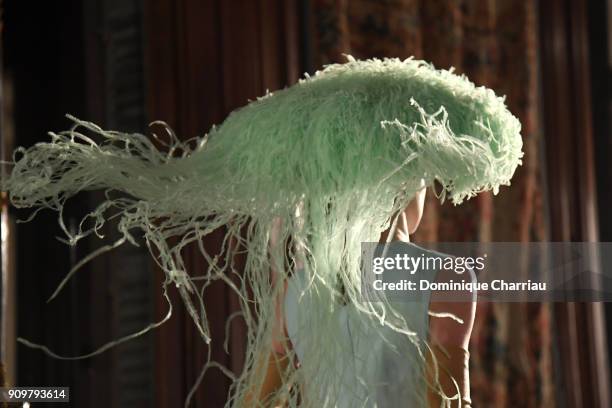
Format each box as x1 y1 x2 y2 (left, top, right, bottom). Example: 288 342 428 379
243 185 476 406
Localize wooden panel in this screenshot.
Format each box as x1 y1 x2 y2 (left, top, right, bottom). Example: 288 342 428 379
143 0 302 406
3 1 92 404
539 0 611 407
142 1 186 407
220 0 263 111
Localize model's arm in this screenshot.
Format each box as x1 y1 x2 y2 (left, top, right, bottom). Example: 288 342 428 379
382 194 475 407
241 342 290 407
383 189 475 406
427 267 476 407
241 218 292 407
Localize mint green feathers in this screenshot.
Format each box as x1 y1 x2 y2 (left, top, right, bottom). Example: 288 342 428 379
185 56 522 208
2 57 522 407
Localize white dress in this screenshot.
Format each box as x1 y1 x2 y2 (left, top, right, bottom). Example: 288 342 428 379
284 242 441 407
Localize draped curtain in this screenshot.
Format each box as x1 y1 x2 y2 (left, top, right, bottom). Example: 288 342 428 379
308 1 553 406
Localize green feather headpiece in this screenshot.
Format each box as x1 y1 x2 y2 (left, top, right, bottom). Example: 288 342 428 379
3 57 522 406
